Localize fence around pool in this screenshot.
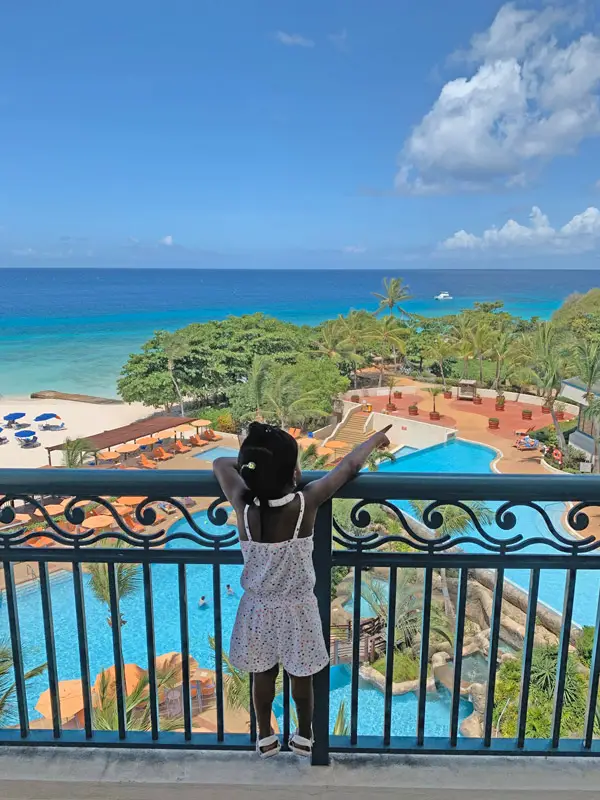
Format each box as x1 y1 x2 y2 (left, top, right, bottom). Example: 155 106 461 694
1 469 600 765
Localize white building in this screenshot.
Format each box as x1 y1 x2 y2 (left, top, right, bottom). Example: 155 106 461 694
559 377 597 459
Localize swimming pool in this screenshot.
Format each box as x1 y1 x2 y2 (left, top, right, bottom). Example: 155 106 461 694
194 446 239 462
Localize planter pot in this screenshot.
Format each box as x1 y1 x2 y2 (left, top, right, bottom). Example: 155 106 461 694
473 397 482 405
443 391 453 399
350 395 360 403
522 409 533 420
393 391 403 399
556 411 565 421
429 411 441 421
495 404 505 412
488 419 500 430
386 403 397 412
408 407 419 416
542 406 551 415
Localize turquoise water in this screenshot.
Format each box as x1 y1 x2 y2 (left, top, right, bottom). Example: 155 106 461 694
376 439 598 627
194 446 239 462
3 267 598 397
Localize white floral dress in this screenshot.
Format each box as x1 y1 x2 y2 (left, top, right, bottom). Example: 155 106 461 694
229 492 329 677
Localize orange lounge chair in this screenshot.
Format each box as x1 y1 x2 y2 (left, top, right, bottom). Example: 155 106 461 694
190 434 208 448
139 454 158 470
123 514 145 534
172 440 191 454
201 429 222 442
154 446 174 461
288 428 302 439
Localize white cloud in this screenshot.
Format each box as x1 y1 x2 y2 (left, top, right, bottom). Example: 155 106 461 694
158 235 173 246
342 245 366 254
328 29 348 52
274 31 314 48
440 204 600 254
397 2 600 194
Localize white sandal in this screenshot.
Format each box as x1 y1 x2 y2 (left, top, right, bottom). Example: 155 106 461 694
289 731 313 757
257 734 281 759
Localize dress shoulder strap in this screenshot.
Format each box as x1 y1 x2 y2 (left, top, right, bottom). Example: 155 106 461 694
292 492 305 539
243 505 253 542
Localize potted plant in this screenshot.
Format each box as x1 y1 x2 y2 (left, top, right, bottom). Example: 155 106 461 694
386 402 397 412
542 402 551 415
473 394 482 405
393 390 403 399
351 394 360 403
408 404 419 416
495 394 505 412
443 387 453 399
555 401 566 421
521 408 533 420
488 417 500 430
427 387 442 421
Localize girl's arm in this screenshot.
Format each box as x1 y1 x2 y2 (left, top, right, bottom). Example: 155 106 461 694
303 425 392 508
212 457 246 510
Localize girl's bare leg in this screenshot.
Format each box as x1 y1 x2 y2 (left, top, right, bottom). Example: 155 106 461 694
290 674 313 743
253 664 279 747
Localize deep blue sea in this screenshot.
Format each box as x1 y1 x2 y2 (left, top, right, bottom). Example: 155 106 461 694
1 268 599 397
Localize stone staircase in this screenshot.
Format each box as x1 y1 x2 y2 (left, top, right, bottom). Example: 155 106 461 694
328 411 370 457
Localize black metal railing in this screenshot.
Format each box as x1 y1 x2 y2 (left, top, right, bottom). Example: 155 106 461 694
1 469 600 764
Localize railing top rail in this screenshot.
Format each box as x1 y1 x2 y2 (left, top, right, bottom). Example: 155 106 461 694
0 468 598 502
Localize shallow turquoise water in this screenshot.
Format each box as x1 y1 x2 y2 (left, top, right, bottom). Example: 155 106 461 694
193 446 239 462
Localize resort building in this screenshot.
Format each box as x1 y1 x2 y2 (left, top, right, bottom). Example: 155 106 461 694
559 377 597 460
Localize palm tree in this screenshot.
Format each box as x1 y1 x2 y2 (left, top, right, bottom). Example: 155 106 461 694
245 355 270 421
424 338 454 390
338 310 373 388
298 443 331 470
161 331 190 416
93 668 183 732
450 318 474 379
584 396 600 473
62 437 97 468
263 371 326 428
316 320 351 363
333 700 350 736
372 277 412 318
490 327 514 391
367 317 409 385
87 541 142 627
365 450 396 472
409 500 494 620
209 636 283 713
0 638 47 726
574 340 600 401
426 386 442 415
470 321 492 385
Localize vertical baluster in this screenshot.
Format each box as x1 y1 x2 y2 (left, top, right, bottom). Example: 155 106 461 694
283 670 291 747
551 569 576 748
483 568 504 747
2 560 29 738
383 567 398 746
583 586 600 748
39 562 61 738
350 561 362 745
142 562 159 740
178 564 192 740
516 568 540 748
249 673 257 743
417 567 433 746
107 563 126 740
450 568 468 747
311 501 332 766
212 560 225 741
72 562 93 738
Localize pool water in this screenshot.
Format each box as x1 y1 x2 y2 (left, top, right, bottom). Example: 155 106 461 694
193 446 239 462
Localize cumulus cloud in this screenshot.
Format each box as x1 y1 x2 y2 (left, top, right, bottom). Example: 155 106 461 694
274 31 314 48
158 235 173 246
440 205 600 254
342 245 366 254
397 2 600 194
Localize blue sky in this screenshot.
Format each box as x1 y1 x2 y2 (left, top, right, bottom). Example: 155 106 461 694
1 0 600 268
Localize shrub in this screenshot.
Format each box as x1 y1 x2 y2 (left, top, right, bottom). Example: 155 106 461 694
576 626 595 667
533 419 577 446
489 417 499 424
372 650 420 683
331 566 350 600
216 411 237 433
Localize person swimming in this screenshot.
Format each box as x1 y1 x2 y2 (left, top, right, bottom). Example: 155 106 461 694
225 584 235 596
198 595 209 609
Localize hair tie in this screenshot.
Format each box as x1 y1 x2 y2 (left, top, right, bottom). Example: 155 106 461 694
241 462 256 473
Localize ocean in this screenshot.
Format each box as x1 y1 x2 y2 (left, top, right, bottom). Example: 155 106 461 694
1 268 599 398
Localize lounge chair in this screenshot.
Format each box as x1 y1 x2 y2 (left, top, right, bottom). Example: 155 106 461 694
0 436 8 445
139 454 158 470
158 501 178 515
288 428 302 439
201 429 222 443
18 436 39 448
515 437 539 451
154 446 174 461
190 434 208 448
172 440 191 454
123 514 145 534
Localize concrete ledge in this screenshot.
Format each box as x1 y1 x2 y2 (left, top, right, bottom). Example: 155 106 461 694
2 747 600 799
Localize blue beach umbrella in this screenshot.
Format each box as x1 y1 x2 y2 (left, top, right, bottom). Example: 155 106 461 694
15 430 36 439
4 412 26 422
34 413 58 422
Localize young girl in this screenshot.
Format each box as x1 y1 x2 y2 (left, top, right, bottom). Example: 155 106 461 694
213 421 392 758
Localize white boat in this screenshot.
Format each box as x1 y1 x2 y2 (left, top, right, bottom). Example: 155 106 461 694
434 291 453 301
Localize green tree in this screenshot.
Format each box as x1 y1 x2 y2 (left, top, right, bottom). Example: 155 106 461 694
245 355 271 422
209 636 283 713
62 437 97 468
450 317 474 379
333 700 350 736
584 396 600 473
574 340 600 400
372 277 412 318
425 386 443 415
161 331 192 416
315 320 352 363
93 667 183 732
470 320 493 385
367 317 410 385
365 450 396 472
424 337 455 390
87 541 142 627
490 327 514 391
0 639 47 726
299 443 331 470
338 310 373 388
262 371 326 429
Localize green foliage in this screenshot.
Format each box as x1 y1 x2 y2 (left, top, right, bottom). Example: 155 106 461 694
333 699 350 736
331 565 350 600
576 626 595 667
62 437 97 468
372 277 413 318
300 443 331 471
553 289 600 344
87 541 142 624
532 419 577 446
215 411 237 433
0 639 47 726
371 650 420 683
93 667 183 732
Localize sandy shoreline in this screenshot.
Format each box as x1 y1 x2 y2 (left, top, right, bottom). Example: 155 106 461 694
0 396 151 469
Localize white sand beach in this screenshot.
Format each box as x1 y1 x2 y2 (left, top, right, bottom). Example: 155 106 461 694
0 397 150 469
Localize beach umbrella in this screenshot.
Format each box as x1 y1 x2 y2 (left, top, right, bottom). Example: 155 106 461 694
115 442 139 454
156 652 199 685
316 446 335 458
36 679 86 723
0 512 31 526
81 514 115 530
4 412 26 422
33 504 64 517
34 413 58 422
15 430 37 439
191 419 212 431
117 496 146 505
97 451 121 462
175 424 195 436
297 437 317 449
137 436 158 446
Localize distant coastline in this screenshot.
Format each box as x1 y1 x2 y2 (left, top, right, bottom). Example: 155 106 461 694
1 267 599 398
